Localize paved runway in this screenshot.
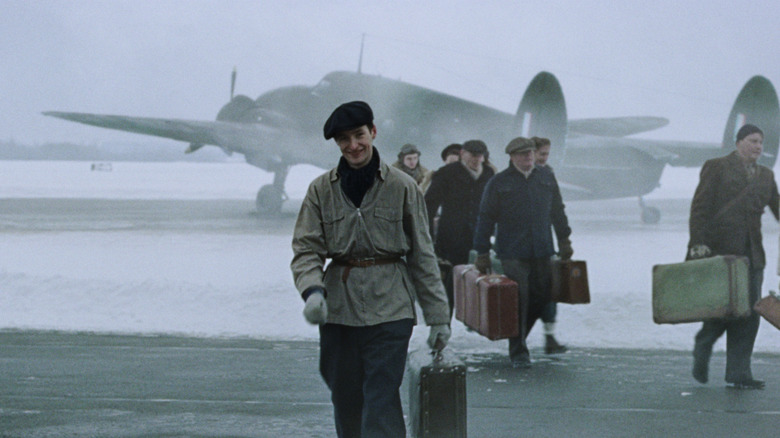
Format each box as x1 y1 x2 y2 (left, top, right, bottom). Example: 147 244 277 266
1 331 779 437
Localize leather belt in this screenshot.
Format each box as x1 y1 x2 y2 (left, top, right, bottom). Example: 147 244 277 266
333 257 402 282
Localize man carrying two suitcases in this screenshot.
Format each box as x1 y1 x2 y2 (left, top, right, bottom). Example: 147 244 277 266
688 124 779 389
291 101 451 437
473 137 573 368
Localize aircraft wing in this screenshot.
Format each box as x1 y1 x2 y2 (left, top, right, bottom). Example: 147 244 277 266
623 138 728 167
42 111 279 154
568 116 669 137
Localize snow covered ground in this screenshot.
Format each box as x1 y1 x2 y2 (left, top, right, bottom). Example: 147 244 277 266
1 160 779 354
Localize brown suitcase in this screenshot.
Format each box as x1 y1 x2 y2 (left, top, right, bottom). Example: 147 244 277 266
755 293 780 330
453 264 519 340
550 259 590 304
407 348 467 438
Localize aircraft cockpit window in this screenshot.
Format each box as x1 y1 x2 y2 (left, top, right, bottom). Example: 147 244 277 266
312 79 331 96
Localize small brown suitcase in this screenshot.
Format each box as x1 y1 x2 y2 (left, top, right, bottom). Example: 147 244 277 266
407 348 467 438
550 259 590 304
453 264 519 340
755 293 780 330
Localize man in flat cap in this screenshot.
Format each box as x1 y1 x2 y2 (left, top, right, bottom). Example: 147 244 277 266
688 123 778 390
472 137 572 368
425 139 495 315
291 101 451 437
392 143 433 191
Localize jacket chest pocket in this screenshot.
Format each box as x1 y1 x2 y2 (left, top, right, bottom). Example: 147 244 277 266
371 206 403 250
322 209 347 251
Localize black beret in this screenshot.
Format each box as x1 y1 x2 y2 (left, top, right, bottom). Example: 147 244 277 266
323 101 374 140
441 143 462 161
462 139 488 155
736 124 763 142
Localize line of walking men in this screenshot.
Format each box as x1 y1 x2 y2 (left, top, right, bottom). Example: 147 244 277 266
290 101 777 437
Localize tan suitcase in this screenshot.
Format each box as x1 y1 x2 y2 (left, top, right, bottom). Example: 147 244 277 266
652 255 750 324
755 293 780 330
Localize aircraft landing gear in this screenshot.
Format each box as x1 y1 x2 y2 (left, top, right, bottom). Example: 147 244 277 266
639 197 661 224
256 184 287 215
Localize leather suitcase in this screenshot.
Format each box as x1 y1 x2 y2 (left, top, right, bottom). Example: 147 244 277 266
407 348 467 438
754 293 780 330
652 255 750 324
550 259 590 304
453 264 519 340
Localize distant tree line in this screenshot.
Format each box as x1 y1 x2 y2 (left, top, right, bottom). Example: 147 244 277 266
0 140 229 162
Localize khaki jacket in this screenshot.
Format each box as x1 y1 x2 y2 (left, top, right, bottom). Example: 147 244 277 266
689 151 779 269
291 160 450 326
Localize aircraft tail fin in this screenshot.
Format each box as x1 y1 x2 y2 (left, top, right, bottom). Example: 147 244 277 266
515 72 568 165
721 75 780 168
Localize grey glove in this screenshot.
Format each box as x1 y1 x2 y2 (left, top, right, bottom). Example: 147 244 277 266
303 290 328 325
474 253 491 274
558 238 574 260
688 244 712 260
427 324 451 350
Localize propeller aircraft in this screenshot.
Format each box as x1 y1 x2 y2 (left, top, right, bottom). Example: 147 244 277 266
44 70 779 223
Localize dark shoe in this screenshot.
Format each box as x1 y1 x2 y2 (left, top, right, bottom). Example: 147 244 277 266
729 379 765 390
511 355 531 369
544 335 568 354
692 357 708 384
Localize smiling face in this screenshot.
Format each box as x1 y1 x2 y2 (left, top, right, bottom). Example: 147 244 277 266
334 125 376 168
736 132 764 164
510 149 535 172
460 150 484 172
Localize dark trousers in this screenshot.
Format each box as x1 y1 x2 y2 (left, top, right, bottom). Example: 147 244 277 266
693 268 762 382
502 258 551 361
319 319 414 438
540 301 557 323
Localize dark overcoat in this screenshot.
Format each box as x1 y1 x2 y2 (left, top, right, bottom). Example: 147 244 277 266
688 151 779 269
424 161 494 265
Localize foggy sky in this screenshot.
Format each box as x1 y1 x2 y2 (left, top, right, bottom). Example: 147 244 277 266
3 0 780 149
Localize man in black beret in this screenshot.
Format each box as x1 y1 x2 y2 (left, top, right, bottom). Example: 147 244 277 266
688 123 779 389
292 101 451 437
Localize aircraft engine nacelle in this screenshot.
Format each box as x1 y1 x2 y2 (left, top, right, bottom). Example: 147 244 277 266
721 75 780 169
514 72 568 166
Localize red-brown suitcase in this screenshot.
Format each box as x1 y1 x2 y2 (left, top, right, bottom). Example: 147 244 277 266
550 259 590 304
755 293 780 330
453 264 519 340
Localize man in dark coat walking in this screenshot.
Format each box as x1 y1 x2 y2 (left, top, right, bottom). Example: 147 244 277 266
425 140 495 314
688 123 779 389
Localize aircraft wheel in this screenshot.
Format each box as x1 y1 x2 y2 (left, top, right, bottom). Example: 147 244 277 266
641 206 661 224
256 185 285 214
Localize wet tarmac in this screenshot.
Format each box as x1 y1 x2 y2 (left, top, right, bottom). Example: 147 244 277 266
1 330 779 437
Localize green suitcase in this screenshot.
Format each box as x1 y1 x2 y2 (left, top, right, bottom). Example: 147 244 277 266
652 255 751 324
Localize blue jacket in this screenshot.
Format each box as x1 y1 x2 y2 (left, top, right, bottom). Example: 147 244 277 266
473 164 571 260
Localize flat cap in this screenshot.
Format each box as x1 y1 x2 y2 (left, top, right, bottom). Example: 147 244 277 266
462 139 488 155
505 137 535 154
736 124 763 142
323 101 374 140
398 143 421 158
441 143 462 161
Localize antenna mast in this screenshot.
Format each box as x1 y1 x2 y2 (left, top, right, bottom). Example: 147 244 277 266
357 33 365 74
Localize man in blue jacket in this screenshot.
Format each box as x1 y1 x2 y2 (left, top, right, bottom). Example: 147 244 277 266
473 137 572 367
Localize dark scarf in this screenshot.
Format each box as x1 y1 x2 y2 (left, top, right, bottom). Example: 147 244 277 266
337 147 380 208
